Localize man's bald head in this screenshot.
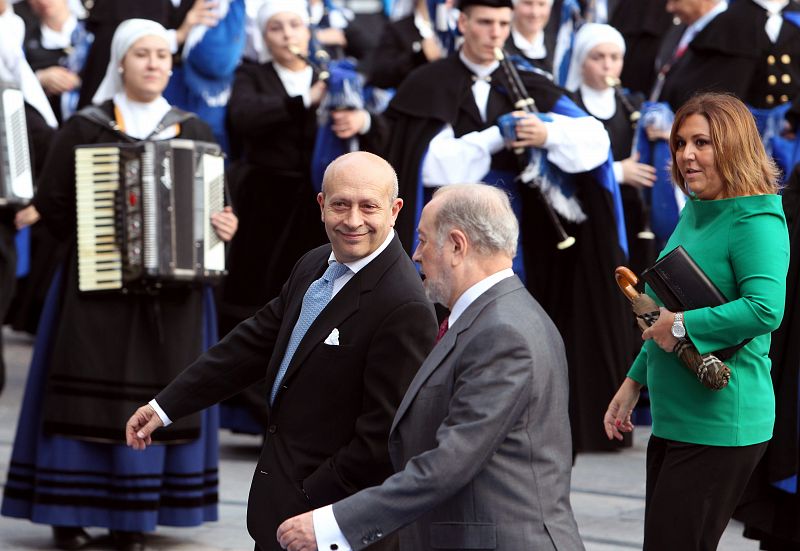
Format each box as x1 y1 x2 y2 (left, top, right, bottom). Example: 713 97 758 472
321 151 399 202
317 152 403 263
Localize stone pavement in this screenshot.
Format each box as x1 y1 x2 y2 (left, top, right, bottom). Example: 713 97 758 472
0 328 757 550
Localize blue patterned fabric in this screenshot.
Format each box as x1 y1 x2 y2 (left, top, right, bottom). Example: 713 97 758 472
749 102 800 185
1 270 219 531
270 261 350 403
635 102 680 244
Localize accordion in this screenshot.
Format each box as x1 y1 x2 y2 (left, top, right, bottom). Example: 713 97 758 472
0 83 34 206
75 139 227 292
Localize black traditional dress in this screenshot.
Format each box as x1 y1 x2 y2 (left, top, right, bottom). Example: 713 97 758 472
1 100 219 531
219 60 328 333
0 105 56 392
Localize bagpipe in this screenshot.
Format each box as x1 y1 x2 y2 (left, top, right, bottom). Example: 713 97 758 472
298 38 393 191
494 47 577 250
605 76 657 241
750 102 800 184
632 101 682 245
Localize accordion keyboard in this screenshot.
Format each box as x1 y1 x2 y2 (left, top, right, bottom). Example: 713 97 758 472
75 147 123 291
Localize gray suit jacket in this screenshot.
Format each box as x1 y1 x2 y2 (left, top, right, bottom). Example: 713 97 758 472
332 276 584 550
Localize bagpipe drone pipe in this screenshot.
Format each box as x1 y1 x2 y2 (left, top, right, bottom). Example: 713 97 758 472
309 57 393 192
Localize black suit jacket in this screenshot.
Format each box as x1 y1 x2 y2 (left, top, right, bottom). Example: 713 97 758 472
156 235 437 550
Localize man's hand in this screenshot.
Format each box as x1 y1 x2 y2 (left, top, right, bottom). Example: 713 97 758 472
331 109 367 139
510 111 548 149
36 66 81 95
420 36 444 61
277 511 318 551
211 206 238 242
125 404 164 450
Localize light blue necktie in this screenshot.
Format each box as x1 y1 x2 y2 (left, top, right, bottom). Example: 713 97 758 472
270 261 350 404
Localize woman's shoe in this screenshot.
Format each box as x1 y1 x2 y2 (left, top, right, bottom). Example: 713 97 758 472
109 529 146 551
52 526 92 550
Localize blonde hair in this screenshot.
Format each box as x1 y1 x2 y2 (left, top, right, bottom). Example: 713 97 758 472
669 93 780 197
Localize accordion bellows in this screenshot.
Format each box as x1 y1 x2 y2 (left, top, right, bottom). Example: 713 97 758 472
75 139 226 292
0 83 33 206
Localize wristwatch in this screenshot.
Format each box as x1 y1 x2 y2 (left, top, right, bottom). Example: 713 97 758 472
671 312 687 339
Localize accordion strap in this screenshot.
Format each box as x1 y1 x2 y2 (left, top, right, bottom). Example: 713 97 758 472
75 104 198 142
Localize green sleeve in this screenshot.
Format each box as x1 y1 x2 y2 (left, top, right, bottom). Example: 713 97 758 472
683 207 789 354
627 345 648 386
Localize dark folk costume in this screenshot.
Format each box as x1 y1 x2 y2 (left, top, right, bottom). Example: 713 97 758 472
655 1 800 111
368 15 433 89
735 164 800 549
610 0 674 97
386 52 635 452
1 99 219 531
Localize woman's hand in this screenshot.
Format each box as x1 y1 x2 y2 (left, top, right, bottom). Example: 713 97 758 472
36 66 81 95
176 0 220 46
620 153 657 188
309 80 327 107
15 205 40 229
211 206 237 242
331 109 367 139
604 377 642 440
642 307 679 353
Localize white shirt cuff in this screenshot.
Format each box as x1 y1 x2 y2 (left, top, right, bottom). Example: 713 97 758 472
313 506 352 551
166 29 179 54
612 160 624 184
473 125 505 154
358 111 371 135
149 399 173 427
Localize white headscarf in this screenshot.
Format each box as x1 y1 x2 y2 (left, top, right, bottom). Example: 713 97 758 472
92 18 172 105
564 22 625 92
257 0 309 29
247 0 309 63
0 7 58 127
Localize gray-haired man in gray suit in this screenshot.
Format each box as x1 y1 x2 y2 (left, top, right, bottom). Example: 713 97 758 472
277 183 584 551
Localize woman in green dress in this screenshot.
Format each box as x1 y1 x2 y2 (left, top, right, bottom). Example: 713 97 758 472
603 92 790 551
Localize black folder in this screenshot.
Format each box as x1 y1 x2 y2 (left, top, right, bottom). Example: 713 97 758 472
641 246 749 360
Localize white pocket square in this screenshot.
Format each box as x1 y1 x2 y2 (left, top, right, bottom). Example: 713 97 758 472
324 328 340 346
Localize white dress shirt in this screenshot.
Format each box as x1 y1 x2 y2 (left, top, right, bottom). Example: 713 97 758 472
421 51 610 187
676 1 728 53
149 231 397 427
313 268 516 551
